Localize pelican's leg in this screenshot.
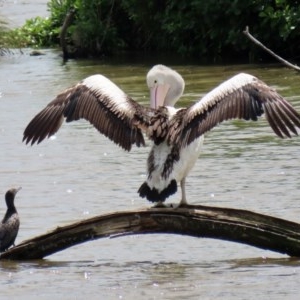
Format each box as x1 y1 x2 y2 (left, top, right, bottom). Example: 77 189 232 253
178 177 189 207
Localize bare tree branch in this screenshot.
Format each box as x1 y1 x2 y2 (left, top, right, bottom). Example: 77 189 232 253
243 26 300 71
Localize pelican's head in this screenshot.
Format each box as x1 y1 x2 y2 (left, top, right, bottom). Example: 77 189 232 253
146 65 185 109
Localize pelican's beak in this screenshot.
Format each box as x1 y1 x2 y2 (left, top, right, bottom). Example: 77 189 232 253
150 84 170 109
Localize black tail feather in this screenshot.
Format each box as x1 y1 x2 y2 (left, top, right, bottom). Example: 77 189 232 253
138 180 177 203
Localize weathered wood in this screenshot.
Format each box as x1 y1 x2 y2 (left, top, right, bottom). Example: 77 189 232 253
59 9 75 61
243 26 300 71
1 204 300 260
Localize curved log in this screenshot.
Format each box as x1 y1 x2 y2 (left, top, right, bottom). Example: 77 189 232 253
1 204 300 260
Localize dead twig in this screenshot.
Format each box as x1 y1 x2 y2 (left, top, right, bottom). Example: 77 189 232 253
243 26 300 71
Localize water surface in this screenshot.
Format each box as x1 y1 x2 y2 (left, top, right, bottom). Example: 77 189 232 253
1 50 300 299
0 0 49 28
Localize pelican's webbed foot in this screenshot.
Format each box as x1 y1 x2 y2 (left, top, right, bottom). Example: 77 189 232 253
174 198 192 208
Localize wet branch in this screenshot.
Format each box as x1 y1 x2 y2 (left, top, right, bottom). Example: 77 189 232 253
1 205 300 260
243 26 300 71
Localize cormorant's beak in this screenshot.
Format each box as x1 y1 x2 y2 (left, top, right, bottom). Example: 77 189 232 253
15 187 22 194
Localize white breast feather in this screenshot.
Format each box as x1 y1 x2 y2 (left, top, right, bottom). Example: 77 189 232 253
166 106 178 118
148 136 204 192
173 136 204 180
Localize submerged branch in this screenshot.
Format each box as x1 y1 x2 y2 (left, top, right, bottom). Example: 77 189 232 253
243 26 300 71
1 204 300 260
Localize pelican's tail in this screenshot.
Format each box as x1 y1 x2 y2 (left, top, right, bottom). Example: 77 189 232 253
138 180 177 203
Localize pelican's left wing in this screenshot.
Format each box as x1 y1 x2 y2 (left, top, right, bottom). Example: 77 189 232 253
23 74 149 151
168 73 300 146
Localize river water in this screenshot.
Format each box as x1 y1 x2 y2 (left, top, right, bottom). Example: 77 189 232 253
0 0 49 28
1 2 300 300
1 50 300 300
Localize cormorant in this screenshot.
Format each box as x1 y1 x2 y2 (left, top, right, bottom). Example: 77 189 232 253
0 187 21 252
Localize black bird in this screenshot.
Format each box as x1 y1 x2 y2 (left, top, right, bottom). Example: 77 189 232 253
0 187 21 252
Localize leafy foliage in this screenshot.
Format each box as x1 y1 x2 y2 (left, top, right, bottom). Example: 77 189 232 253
3 0 300 61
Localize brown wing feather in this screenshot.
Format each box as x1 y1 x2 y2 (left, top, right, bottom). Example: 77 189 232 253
23 75 147 151
168 74 300 146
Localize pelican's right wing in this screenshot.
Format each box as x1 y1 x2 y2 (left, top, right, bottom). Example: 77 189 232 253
168 73 300 147
23 74 149 151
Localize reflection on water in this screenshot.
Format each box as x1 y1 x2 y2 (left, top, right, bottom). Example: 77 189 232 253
1 50 300 298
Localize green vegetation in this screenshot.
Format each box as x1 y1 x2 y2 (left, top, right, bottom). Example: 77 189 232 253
1 0 300 62
0 21 11 54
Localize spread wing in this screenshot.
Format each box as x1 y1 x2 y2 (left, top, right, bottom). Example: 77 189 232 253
168 73 300 146
23 74 151 151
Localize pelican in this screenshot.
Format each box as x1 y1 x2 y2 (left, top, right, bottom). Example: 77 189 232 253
23 65 300 207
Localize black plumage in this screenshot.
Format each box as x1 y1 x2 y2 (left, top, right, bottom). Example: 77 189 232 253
0 187 21 252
